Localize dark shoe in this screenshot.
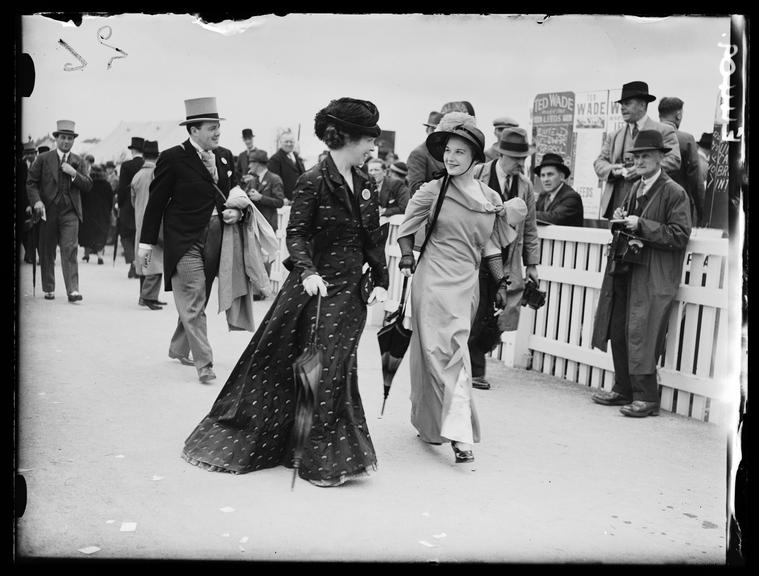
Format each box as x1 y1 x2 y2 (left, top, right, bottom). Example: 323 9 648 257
592 389 632 406
155 299 168 306
472 376 491 390
128 265 137 279
139 298 162 311
198 365 216 383
451 442 474 464
620 401 660 418
67 292 83 303
82 255 89 262
44 292 55 300
169 353 194 366
97 257 104 265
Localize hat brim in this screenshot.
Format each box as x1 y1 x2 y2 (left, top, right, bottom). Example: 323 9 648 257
628 145 671 153
426 131 485 164
533 162 571 177
52 131 78 138
497 146 535 158
179 116 226 126
615 94 656 103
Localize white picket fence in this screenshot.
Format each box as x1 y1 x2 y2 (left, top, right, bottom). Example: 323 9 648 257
268 207 731 423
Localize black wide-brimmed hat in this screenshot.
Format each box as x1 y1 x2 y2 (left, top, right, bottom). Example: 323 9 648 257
316 97 381 139
616 81 656 103
533 152 571 177
127 137 144 151
697 132 713 149
628 129 671 153
426 112 485 164
242 128 254 139
496 127 535 158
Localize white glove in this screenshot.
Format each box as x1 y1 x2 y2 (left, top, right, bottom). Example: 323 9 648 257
302 274 328 297
367 286 387 305
137 245 153 269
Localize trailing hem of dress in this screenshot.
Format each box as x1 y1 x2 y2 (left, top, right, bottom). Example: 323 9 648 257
181 451 244 474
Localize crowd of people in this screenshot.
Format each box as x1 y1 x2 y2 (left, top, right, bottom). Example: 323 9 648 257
18 78 712 487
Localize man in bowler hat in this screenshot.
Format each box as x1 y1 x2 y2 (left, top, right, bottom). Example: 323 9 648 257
594 81 681 219
534 153 584 226
406 111 444 196
27 119 93 302
138 97 240 383
591 130 691 417
117 136 145 278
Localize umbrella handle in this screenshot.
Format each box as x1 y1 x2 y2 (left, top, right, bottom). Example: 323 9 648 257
310 292 322 347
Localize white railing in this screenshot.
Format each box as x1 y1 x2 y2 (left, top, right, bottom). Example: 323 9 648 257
270 207 730 423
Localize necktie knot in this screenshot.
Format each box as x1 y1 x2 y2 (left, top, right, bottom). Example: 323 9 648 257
200 149 218 183
631 124 639 139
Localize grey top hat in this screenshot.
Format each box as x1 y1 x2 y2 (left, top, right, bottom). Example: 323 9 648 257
179 97 226 126
52 119 78 138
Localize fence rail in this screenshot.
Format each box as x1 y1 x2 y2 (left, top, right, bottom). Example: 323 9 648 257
268 207 730 423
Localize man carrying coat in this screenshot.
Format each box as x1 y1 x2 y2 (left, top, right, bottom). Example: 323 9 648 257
137 97 240 384
594 81 681 220
27 119 93 302
590 130 692 417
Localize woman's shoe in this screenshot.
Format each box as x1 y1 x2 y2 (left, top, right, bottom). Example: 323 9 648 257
97 257 104 265
451 442 474 464
82 255 89 262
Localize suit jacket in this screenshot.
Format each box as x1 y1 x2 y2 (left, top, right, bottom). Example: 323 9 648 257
535 183 584 226
116 156 145 233
248 170 285 231
26 149 93 222
268 148 306 201
664 122 704 225
473 161 540 331
594 116 681 218
139 139 237 291
378 177 410 217
235 147 257 183
406 141 444 196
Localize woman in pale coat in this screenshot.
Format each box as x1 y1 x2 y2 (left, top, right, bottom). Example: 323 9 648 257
396 113 521 464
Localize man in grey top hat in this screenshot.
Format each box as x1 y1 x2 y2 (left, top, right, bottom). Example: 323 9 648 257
138 97 240 383
594 81 681 219
406 111 445 197
27 119 93 302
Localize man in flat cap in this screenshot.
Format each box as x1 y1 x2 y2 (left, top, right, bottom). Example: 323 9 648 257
138 97 239 384
27 119 93 302
484 116 519 161
594 81 681 220
658 96 704 226
406 111 445 196
116 136 145 278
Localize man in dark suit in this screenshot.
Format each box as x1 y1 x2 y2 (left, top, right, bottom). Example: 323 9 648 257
116 136 145 278
658 96 705 227
18 142 37 264
594 81 681 219
366 158 409 217
267 130 305 204
235 128 257 184
406 111 444 196
138 97 240 384
27 120 93 302
533 153 584 226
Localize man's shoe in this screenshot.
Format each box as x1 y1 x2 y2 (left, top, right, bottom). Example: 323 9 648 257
44 292 55 300
67 292 83 303
97 257 104 265
591 389 631 406
169 353 194 366
139 298 162 311
620 401 660 418
127 265 137 279
155 299 168 306
472 376 491 390
198 365 216 383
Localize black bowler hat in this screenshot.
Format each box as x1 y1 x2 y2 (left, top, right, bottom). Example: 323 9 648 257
426 112 485 163
628 130 671 153
533 152 571 177
142 140 159 157
127 137 144 151
616 81 656 103
242 128 254 139
697 132 713 149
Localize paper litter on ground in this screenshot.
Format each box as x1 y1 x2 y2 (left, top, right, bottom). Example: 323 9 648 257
220 506 235 513
120 522 137 532
78 546 100 554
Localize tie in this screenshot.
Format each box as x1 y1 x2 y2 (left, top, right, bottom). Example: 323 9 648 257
200 149 218 183
288 152 296 164
631 123 639 141
505 175 511 196
507 174 519 200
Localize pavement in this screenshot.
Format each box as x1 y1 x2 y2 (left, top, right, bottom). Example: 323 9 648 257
14 249 729 563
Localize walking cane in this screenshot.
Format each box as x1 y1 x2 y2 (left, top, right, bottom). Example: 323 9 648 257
30 220 39 297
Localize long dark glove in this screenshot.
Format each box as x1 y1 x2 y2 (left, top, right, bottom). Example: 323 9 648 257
397 234 416 273
484 253 511 308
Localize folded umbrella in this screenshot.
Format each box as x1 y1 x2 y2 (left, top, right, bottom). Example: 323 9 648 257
290 292 324 490
376 276 412 415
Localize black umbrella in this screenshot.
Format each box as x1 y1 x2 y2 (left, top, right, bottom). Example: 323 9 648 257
112 232 119 267
290 292 324 490
377 276 412 415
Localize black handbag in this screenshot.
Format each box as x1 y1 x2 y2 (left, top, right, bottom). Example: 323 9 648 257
359 267 374 304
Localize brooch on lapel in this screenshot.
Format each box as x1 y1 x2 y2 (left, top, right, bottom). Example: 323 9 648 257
361 189 371 201
220 157 228 165
227 170 233 177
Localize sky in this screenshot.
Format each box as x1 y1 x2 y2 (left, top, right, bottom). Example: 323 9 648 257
19 13 732 164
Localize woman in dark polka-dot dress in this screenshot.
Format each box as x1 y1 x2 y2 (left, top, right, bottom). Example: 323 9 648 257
182 98 389 487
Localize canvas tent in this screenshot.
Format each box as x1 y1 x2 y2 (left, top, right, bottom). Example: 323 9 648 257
79 120 188 165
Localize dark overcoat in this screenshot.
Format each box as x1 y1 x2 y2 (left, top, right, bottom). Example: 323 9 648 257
267 148 306 201
535 182 584 226
139 139 236 291
591 172 692 374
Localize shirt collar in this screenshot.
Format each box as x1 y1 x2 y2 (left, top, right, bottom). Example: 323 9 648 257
639 168 662 193
635 115 648 131
495 160 508 184
258 168 268 178
548 182 564 200
57 148 67 161
189 138 208 156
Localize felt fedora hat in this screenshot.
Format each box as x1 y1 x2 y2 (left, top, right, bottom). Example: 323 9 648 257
142 140 159 156
127 136 145 151
616 81 656 103
423 111 443 128
697 132 713 149
52 119 78 138
22 141 36 152
533 152 571 177
628 129 671 153
389 161 408 177
249 149 269 164
426 112 486 164
242 128 254 139
496 127 535 158
179 97 226 126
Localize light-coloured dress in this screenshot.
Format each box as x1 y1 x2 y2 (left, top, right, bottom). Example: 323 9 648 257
397 176 504 444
